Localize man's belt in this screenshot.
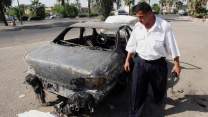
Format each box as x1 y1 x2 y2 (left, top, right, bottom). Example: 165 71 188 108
135 54 166 64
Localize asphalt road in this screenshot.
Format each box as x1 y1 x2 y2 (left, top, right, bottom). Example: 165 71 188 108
0 17 208 117
0 27 65 48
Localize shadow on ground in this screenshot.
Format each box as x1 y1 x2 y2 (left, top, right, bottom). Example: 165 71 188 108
166 95 208 116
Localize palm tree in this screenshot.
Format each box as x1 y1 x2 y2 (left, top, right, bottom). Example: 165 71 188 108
0 0 12 26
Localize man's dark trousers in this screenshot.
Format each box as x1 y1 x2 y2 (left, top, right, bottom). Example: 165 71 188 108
130 56 168 117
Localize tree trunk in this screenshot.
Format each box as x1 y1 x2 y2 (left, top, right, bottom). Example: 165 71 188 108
0 3 8 26
88 0 91 17
61 0 65 6
129 2 131 15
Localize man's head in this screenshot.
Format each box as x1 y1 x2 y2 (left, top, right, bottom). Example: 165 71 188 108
133 2 154 26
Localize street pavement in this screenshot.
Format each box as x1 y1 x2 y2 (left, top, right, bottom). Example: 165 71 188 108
0 17 208 117
0 27 64 48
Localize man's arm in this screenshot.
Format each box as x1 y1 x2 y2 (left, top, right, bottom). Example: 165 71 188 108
165 24 181 76
124 28 137 72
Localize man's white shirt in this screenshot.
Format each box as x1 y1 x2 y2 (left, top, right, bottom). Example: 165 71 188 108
126 16 180 60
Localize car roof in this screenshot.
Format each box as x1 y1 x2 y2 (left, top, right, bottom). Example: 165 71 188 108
69 21 125 30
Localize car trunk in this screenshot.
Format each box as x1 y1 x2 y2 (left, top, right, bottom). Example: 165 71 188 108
25 43 125 88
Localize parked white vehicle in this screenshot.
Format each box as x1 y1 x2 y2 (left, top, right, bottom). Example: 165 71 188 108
105 15 138 28
114 9 129 15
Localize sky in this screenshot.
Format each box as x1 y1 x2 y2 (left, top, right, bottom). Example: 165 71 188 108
12 0 159 7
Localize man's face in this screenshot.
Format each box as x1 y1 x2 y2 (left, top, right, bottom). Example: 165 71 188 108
136 11 151 25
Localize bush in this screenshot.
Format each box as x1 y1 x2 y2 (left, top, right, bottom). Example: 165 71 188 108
36 5 45 19
52 4 78 18
29 1 46 20
78 13 88 17
7 7 21 20
193 13 207 18
89 13 99 17
193 7 207 18
52 4 65 17
65 4 79 18
189 1 208 18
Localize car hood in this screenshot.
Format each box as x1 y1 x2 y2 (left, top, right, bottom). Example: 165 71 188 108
25 43 125 83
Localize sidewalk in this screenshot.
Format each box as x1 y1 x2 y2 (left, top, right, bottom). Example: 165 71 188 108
0 17 100 32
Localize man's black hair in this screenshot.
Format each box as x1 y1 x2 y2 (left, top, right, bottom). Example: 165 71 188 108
133 2 152 13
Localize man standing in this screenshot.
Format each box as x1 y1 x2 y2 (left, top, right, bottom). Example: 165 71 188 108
124 2 181 117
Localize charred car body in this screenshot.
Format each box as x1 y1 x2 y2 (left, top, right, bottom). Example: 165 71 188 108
25 22 132 115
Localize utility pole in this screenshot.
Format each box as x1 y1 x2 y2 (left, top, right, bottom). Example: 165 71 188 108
17 0 23 25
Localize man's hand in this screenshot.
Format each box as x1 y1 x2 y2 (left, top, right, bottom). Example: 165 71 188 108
124 52 134 72
124 60 131 72
172 56 181 76
172 65 181 76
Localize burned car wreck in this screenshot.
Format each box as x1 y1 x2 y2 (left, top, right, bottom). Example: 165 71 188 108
25 22 132 115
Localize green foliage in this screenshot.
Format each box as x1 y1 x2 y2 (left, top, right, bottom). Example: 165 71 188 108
30 5 45 19
53 4 65 17
78 13 88 17
7 5 26 20
195 1 207 14
189 0 207 18
52 4 78 18
152 4 160 14
7 7 19 18
37 6 45 18
29 0 46 19
89 13 99 17
193 6 207 18
65 4 79 17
